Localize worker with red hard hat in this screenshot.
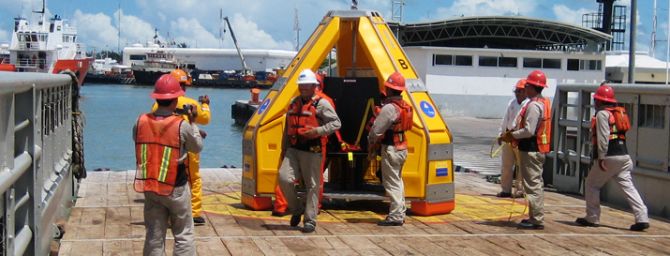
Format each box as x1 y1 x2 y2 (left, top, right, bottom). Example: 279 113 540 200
575 84 649 231
368 71 413 226
151 68 211 226
134 74 203 255
496 79 528 198
501 70 552 229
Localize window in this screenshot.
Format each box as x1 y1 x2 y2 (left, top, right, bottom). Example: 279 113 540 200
638 104 665 129
130 55 146 61
454 55 472 66
567 59 580 71
479 56 497 67
433 54 452 65
543 58 561 69
523 58 542 68
498 57 517 67
580 60 601 71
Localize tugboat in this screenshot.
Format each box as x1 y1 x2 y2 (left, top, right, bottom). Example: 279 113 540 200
0 3 92 86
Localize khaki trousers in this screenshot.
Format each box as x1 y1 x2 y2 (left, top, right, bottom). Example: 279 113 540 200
519 151 545 225
143 184 195 256
584 155 649 224
381 145 408 222
500 143 522 194
278 147 322 225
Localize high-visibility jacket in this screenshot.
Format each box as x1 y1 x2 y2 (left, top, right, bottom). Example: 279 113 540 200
380 99 413 150
591 107 629 157
518 97 552 153
134 114 183 196
287 95 322 152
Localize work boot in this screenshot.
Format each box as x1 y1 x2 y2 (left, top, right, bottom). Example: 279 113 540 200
575 218 598 227
496 192 512 198
377 218 404 226
290 214 302 227
630 222 650 232
302 222 316 233
193 216 206 226
517 221 544 230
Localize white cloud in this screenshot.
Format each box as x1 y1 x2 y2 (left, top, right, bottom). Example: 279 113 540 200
0 28 9 43
169 17 219 48
72 10 119 50
431 0 538 19
552 5 594 26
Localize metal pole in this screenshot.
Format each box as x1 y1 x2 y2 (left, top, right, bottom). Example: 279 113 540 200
628 0 637 83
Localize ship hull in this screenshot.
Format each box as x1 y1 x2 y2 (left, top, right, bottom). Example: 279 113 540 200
133 70 169 85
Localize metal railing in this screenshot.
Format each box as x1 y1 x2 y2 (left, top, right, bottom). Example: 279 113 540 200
0 72 80 255
14 58 47 70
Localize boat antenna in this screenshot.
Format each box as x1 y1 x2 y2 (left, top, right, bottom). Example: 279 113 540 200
33 0 45 14
294 8 300 51
351 0 358 10
219 8 224 48
651 0 657 57
117 1 121 54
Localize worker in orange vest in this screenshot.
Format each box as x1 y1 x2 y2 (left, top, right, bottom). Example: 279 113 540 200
278 69 341 233
501 70 551 229
368 72 413 226
272 73 347 216
152 69 211 225
134 74 203 255
575 84 649 231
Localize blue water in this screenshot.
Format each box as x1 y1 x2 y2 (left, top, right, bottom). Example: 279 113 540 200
81 84 259 170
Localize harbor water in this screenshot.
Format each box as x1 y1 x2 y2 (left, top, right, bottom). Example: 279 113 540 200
81 83 257 171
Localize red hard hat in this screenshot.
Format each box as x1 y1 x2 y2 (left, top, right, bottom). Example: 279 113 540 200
526 70 548 88
515 79 526 89
151 74 184 99
384 72 406 91
593 85 617 103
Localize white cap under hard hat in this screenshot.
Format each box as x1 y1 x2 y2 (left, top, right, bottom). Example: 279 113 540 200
297 69 319 85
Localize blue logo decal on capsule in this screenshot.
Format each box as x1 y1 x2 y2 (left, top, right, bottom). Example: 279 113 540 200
258 99 270 114
420 101 435 118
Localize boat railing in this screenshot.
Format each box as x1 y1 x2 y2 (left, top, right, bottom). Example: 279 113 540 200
549 83 670 219
0 72 80 255
17 42 44 50
15 58 47 69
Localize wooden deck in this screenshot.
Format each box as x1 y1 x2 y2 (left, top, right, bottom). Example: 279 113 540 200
57 169 670 255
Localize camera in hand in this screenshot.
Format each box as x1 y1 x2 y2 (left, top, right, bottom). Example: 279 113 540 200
175 104 193 115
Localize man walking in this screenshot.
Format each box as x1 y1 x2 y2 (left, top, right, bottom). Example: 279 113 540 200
278 69 341 233
575 84 649 231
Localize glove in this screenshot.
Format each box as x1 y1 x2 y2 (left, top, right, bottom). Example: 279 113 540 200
500 131 515 143
199 129 208 139
198 95 210 105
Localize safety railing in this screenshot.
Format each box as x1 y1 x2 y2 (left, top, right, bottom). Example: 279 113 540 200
0 72 79 255
550 83 670 218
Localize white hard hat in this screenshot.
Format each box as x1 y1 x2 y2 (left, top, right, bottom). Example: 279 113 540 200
297 69 319 85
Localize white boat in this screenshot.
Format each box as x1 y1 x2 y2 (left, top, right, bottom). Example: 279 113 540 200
1 9 92 86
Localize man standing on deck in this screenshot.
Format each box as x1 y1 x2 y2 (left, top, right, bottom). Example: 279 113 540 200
501 70 551 230
496 79 528 198
152 69 211 225
368 72 413 226
134 74 203 255
278 69 341 233
575 84 649 231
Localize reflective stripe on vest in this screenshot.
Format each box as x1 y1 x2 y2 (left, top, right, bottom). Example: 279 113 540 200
134 114 182 196
518 97 552 153
287 96 322 147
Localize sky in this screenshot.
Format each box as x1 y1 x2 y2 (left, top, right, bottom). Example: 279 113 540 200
0 0 667 59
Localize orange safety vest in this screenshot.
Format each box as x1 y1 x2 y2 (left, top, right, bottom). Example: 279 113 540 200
518 97 552 153
287 96 322 151
381 98 413 150
591 106 629 145
134 114 183 196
